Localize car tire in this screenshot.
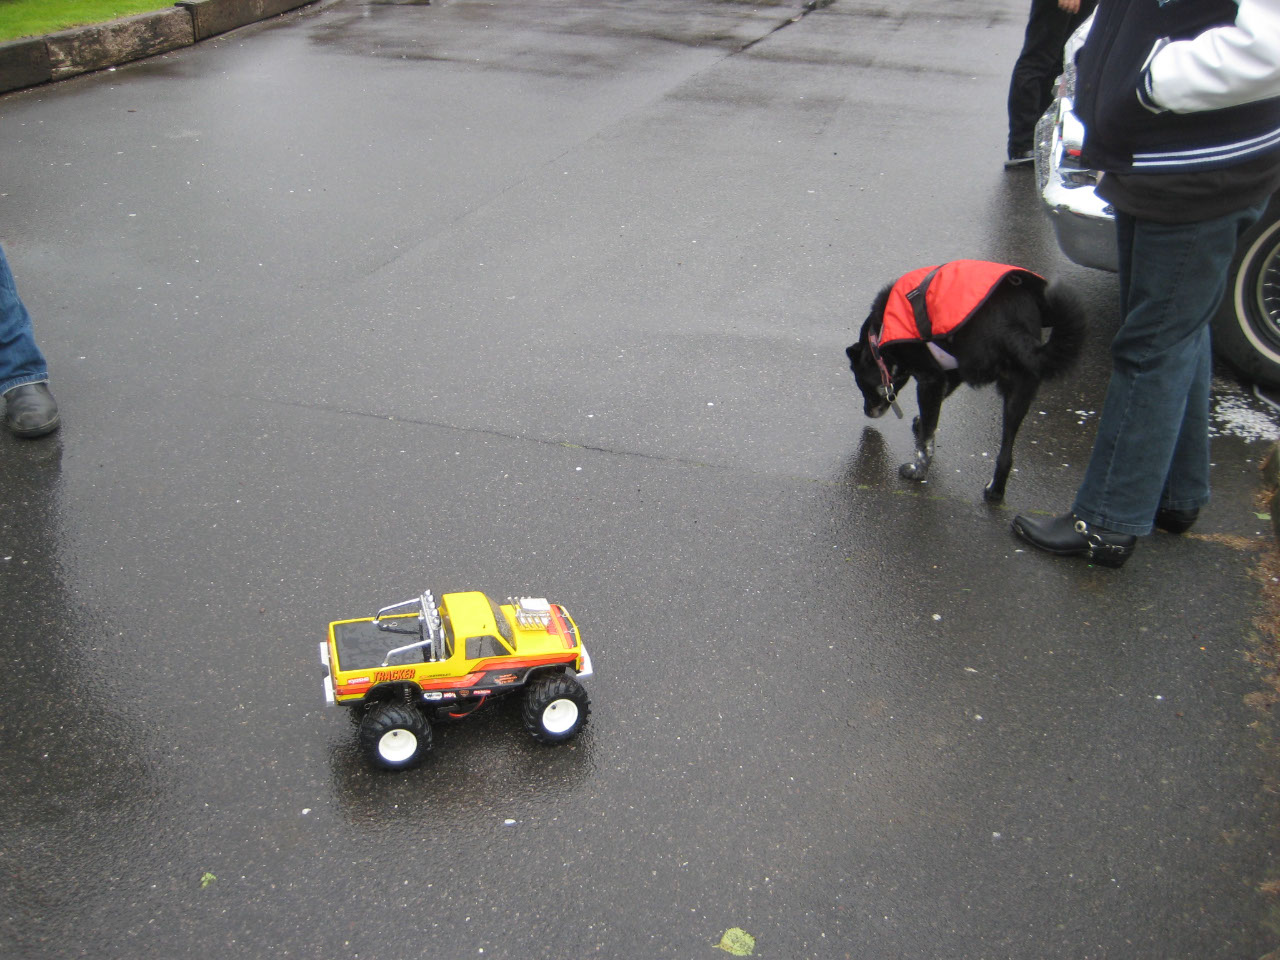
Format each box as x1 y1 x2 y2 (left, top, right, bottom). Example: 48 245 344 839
358 701 433 770
522 674 590 744
1213 198 1280 388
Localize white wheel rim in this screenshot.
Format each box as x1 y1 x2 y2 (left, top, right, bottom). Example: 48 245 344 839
378 728 418 763
541 698 579 735
1235 218 1280 364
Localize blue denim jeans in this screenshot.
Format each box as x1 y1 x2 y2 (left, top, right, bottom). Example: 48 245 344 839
0 243 49 396
1072 202 1265 536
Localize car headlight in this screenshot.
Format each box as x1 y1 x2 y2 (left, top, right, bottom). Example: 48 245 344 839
1056 107 1099 188
1059 58 1076 102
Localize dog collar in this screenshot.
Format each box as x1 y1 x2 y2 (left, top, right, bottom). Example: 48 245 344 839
867 332 904 419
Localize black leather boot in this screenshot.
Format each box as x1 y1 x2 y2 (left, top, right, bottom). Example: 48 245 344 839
1011 512 1136 568
1154 506 1198 534
3 382 60 438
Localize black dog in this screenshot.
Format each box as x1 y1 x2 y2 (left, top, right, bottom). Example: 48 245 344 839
845 261 1086 503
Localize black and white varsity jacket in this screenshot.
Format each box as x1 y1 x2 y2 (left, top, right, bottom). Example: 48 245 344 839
1075 0 1280 173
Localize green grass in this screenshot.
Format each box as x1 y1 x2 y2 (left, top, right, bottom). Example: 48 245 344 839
0 0 174 43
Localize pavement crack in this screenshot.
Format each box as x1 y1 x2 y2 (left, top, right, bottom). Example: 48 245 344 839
257 394 727 471
738 0 836 53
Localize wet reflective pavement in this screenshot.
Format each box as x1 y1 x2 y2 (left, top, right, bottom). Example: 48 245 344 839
1 1 1278 957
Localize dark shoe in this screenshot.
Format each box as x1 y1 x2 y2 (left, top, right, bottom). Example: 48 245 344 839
1154 506 1198 534
3 382 60 438
1004 150 1034 169
1011 512 1136 568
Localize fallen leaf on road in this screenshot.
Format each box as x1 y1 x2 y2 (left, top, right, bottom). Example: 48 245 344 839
716 928 755 956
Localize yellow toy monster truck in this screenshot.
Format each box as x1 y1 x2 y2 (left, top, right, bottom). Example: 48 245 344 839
320 589 593 770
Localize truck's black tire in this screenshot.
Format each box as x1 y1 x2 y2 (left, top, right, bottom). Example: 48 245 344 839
522 674 590 744
1213 199 1280 388
358 701 432 770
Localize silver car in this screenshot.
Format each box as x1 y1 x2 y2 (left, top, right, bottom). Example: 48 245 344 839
1035 23 1280 388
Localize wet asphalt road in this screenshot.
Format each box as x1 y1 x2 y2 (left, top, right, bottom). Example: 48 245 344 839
2 0 1279 957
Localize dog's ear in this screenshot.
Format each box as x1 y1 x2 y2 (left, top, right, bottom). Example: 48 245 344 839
846 343 861 362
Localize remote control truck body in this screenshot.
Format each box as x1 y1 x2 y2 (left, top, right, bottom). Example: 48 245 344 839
320 589 592 769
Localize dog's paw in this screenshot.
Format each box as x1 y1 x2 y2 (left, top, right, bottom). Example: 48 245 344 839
900 461 929 482
982 481 1005 503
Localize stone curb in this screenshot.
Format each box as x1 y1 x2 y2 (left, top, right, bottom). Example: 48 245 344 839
0 0 315 95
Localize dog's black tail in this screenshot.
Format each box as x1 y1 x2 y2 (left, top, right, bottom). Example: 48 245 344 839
1035 282 1087 380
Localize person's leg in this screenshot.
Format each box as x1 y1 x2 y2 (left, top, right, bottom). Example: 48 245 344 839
1157 326 1212 516
0 243 59 438
1012 202 1261 566
1071 203 1262 535
1149 195 1212 527
0 243 48 393
1006 0 1075 160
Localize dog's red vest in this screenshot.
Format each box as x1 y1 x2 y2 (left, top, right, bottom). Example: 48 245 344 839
878 260 1045 347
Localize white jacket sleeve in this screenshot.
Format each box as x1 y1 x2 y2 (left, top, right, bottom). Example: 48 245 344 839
1148 0 1280 112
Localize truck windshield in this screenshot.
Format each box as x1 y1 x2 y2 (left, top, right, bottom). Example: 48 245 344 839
441 613 455 658
488 596 514 644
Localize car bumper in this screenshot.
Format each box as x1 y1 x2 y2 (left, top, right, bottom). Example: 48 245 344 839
320 641 336 705
576 645 594 680
1036 103 1118 273
1044 189 1118 272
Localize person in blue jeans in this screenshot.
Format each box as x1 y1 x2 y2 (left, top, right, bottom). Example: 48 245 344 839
0 243 60 438
1012 0 1280 568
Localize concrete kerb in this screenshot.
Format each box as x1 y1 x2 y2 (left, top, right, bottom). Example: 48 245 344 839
0 0 315 95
